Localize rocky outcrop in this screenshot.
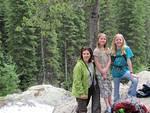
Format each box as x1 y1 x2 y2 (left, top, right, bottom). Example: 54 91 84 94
0 71 150 113
0 85 76 113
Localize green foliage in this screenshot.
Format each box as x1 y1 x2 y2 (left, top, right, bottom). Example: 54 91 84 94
144 0 150 70
54 2 87 88
99 0 118 44
25 0 62 84
114 0 147 72
3 0 38 90
0 0 149 93
0 53 19 96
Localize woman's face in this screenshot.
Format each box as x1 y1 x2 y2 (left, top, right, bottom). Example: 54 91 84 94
115 35 123 48
98 35 107 47
82 50 91 63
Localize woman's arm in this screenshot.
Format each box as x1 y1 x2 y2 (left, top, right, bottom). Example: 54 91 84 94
105 55 111 72
127 58 133 74
94 56 103 73
94 56 107 80
125 46 134 74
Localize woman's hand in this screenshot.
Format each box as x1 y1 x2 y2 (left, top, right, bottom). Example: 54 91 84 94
131 73 139 80
102 73 107 80
101 68 107 75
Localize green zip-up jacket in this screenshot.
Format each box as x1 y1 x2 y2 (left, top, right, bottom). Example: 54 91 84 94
72 59 89 98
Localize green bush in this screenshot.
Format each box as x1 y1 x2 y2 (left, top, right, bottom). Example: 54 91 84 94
0 53 19 96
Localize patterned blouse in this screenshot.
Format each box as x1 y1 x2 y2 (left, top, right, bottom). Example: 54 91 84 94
93 47 111 79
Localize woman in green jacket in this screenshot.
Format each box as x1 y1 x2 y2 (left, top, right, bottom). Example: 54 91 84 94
72 47 101 113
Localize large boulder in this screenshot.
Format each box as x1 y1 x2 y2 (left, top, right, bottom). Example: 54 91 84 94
0 71 149 113
0 85 76 113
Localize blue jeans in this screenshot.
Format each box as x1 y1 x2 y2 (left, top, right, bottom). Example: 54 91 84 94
113 71 138 102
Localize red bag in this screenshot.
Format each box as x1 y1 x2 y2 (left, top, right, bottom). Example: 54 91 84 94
112 97 149 113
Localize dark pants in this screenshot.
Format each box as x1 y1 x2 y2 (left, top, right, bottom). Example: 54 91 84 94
76 83 101 113
76 98 87 113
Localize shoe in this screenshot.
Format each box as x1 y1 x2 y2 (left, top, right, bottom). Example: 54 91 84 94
104 107 111 113
104 109 109 113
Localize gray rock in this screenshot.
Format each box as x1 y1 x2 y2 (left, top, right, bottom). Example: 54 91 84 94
0 71 150 113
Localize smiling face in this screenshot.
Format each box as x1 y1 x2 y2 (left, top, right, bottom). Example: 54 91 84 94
115 34 124 48
98 35 107 48
82 50 91 63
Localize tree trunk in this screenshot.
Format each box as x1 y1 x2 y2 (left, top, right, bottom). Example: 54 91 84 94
64 39 68 89
41 36 46 84
89 0 99 49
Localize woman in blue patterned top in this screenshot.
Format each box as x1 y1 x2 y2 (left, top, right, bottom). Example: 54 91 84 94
111 33 138 103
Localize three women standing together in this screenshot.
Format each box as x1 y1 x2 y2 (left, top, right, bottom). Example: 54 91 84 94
72 33 138 113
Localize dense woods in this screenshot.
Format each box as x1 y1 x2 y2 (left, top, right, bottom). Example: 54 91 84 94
0 0 150 96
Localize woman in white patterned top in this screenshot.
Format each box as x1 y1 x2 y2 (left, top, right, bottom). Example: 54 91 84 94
93 33 112 113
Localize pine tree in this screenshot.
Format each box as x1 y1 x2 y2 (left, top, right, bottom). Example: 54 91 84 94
144 0 150 70
115 0 146 71
4 0 38 90
99 0 118 45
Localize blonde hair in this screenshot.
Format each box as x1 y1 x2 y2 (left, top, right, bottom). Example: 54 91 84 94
111 33 126 55
96 33 107 48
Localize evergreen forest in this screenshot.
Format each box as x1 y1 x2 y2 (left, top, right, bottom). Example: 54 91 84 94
0 0 150 96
